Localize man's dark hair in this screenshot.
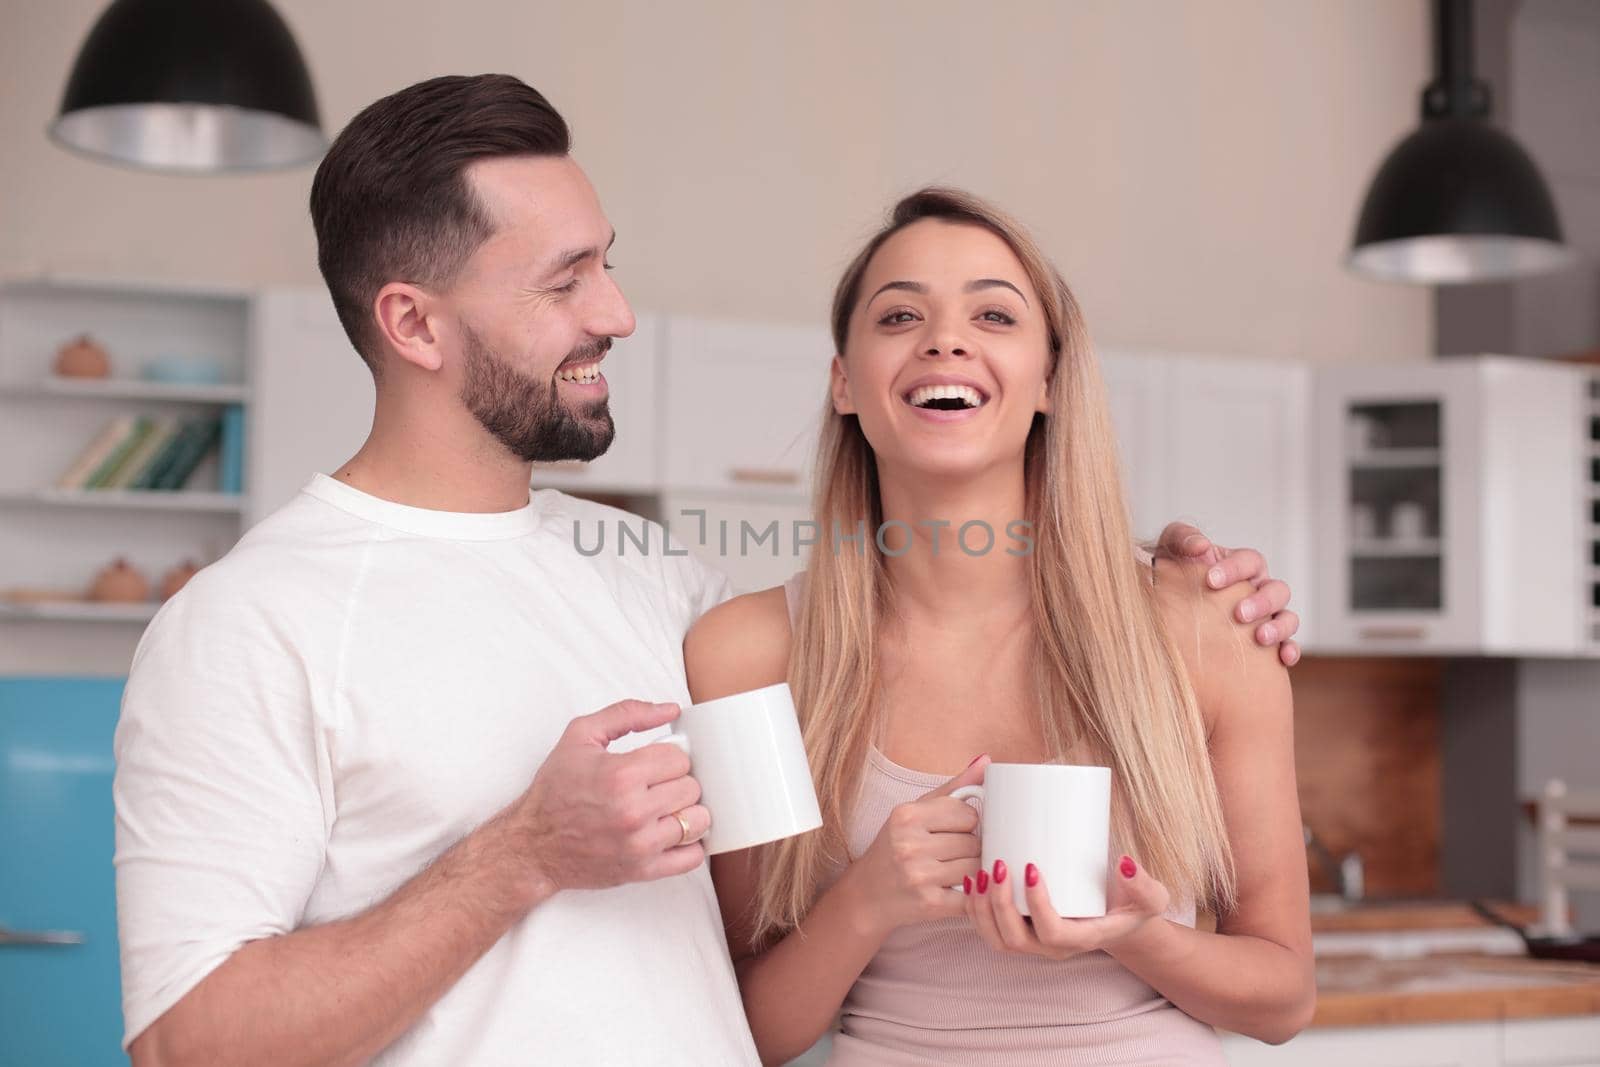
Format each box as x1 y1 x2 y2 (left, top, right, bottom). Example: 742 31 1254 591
309 74 571 371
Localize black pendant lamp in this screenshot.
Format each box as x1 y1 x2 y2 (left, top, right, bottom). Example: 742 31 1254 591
1348 0 1572 284
50 0 326 174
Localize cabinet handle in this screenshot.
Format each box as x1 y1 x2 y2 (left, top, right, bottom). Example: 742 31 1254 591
0 924 85 947
727 468 800 486
1357 625 1427 640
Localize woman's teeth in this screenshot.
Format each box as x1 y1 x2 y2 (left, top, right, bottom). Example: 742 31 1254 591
908 383 984 410
557 362 601 384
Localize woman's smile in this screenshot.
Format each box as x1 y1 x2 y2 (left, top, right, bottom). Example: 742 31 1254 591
901 374 991 423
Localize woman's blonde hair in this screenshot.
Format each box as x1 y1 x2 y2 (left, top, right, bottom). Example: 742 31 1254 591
749 187 1236 947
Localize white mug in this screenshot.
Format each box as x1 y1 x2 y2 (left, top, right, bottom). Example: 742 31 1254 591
660 682 822 855
952 763 1112 917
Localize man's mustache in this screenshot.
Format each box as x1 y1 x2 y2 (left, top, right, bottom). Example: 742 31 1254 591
558 336 613 368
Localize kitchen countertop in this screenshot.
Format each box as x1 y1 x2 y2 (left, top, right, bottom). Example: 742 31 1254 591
1303 901 1600 1026
1311 900 1534 959
1313 954 1600 1027
1309 900 1541 934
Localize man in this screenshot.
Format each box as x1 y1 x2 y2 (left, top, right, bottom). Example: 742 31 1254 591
114 74 1301 1066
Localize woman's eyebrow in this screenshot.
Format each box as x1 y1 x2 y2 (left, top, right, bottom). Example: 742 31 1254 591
965 278 1028 306
867 280 927 304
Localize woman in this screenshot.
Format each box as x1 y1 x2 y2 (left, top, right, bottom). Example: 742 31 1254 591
684 188 1313 1066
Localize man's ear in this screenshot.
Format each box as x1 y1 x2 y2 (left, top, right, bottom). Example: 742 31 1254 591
830 355 855 414
373 283 445 373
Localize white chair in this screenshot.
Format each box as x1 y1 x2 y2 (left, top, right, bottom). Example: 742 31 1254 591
1538 779 1600 937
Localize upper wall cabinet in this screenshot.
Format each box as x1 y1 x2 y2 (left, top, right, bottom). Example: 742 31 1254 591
1100 349 1315 636
662 316 831 498
1313 357 1592 657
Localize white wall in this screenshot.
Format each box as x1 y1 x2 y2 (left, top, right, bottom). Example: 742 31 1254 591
0 0 1433 363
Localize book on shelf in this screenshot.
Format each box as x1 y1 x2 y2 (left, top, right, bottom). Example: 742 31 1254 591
86 416 154 488
54 415 224 494
104 417 180 489
219 403 245 494
149 417 222 491
55 415 138 489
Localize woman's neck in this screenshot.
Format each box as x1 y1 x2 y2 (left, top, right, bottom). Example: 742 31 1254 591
875 462 1034 631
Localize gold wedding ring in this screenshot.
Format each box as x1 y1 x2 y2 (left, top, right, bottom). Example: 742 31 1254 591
672 809 694 847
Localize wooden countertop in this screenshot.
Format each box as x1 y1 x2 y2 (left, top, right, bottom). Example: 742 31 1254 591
1309 900 1540 934
1301 902 1600 1026
1313 954 1600 1027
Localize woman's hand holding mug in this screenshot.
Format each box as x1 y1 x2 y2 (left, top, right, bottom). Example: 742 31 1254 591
842 756 989 937
966 852 1171 960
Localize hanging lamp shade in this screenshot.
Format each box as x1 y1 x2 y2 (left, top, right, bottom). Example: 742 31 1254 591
49 0 326 174
1348 0 1573 284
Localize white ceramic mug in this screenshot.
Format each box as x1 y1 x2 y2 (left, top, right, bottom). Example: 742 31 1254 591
952 763 1112 917
659 682 822 855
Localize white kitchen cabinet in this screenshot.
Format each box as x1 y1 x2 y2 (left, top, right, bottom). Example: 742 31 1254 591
1100 349 1315 639
1221 1015 1600 1067
1312 357 1590 656
1501 1013 1600 1065
658 491 816 595
1099 350 1171 540
1222 1021 1501 1066
249 288 375 524
662 315 832 499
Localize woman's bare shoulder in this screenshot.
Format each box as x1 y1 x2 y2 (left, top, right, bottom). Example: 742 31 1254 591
683 585 793 703
1149 557 1288 731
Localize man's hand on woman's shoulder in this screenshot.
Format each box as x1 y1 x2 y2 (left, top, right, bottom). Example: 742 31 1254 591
1152 522 1302 667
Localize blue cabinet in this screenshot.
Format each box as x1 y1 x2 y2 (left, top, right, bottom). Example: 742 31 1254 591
0 677 127 1066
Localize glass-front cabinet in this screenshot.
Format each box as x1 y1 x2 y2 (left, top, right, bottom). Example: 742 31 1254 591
1587 371 1600 653
1315 357 1591 656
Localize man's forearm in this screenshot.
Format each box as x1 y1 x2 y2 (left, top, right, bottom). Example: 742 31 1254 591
132 808 554 1067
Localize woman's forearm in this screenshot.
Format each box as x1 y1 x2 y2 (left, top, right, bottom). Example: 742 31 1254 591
1107 919 1316 1044
735 865 888 1066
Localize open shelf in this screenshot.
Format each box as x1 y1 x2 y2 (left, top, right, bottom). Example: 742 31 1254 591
1348 448 1443 469
1351 538 1444 558
0 378 248 404
0 600 158 623
0 488 246 513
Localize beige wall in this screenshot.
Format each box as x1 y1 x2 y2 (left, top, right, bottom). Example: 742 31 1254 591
0 0 1431 362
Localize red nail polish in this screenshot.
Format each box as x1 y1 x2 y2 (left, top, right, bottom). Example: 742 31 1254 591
976 869 989 893
1120 856 1137 879
963 875 973 895
993 859 1007 884
1025 863 1040 887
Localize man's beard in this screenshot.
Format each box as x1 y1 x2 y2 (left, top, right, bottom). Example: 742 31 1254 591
459 325 615 463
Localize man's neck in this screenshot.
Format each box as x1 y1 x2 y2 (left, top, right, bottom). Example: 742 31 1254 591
334 394 532 514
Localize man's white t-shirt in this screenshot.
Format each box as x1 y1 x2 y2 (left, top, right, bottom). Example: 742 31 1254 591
113 474 761 1065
